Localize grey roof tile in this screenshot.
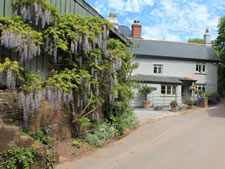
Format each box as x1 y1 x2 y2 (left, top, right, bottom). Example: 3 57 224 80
118 25 220 62
133 74 184 84
118 25 132 38
130 39 220 62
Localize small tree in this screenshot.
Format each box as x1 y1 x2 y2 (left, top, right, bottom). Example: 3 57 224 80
139 85 153 101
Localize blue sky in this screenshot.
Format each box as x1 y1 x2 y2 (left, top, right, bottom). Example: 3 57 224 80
85 0 225 42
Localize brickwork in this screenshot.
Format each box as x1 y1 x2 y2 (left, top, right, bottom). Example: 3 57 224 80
132 22 142 39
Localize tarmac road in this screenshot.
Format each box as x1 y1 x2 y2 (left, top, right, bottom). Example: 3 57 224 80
56 100 225 169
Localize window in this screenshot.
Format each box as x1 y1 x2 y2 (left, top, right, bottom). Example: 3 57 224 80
154 64 163 74
196 84 206 93
161 85 177 95
196 63 206 73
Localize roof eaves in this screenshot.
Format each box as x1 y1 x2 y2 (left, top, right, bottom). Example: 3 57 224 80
135 54 221 62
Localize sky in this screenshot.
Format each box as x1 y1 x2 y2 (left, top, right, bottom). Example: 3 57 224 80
85 0 225 42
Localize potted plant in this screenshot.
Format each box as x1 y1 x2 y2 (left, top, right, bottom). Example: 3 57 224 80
139 85 153 109
170 100 178 112
186 99 194 109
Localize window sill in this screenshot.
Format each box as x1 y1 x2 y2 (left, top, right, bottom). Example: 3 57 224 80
160 94 177 97
195 72 207 75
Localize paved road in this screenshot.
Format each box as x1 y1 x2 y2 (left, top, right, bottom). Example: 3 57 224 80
56 100 225 169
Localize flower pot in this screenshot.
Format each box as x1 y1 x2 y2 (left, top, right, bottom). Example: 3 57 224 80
171 106 176 112
142 101 151 109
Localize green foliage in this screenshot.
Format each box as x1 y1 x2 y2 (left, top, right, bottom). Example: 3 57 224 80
43 151 56 169
93 123 116 141
205 92 220 102
187 38 204 44
85 134 102 147
214 17 225 94
85 122 116 147
47 67 80 93
0 0 138 141
72 139 83 149
73 117 91 128
186 99 194 105
0 58 22 73
170 100 178 107
30 129 53 149
0 16 43 45
104 101 138 136
20 71 43 92
138 85 153 101
0 147 37 169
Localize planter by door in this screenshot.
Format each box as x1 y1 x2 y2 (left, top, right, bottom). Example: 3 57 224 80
171 107 176 112
142 101 151 109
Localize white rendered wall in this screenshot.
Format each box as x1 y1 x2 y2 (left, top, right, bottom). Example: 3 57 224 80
132 57 218 94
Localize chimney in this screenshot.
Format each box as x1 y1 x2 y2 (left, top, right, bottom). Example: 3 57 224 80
204 28 211 46
109 13 119 29
132 21 142 39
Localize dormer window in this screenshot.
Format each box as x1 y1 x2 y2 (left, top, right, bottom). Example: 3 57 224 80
154 64 163 74
196 63 206 73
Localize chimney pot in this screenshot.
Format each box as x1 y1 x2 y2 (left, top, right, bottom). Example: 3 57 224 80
109 13 119 29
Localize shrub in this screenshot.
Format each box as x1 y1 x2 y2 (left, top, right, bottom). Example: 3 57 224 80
104 101 138 136
94 123 116 141
85 134 102 147
72 139 82 149
186 99 194 105
85 122 116 147
0 147 37 169
29 129 53 149
138 85 153 101
170 100 178 107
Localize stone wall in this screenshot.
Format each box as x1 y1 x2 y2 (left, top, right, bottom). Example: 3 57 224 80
0 89 72 142
0 118 34 152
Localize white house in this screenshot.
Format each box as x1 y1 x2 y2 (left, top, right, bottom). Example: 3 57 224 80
109 15 220 107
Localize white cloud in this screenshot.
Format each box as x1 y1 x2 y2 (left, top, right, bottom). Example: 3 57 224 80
143 0 222 41
87 0 225 42
104 0 155 13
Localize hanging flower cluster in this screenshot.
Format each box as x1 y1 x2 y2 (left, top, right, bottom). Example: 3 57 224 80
12 0 59 28
0 57 23 89
0 17 42 63
18 90 42 128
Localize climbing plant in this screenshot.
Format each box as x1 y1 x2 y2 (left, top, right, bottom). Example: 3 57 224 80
0 0 137 135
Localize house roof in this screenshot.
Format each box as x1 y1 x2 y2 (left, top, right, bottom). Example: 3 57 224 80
130 38 220 62
133 74 197 84
118 25 132 38
118 25 220 62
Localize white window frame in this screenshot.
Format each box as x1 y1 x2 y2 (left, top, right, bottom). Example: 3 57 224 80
154 64 163 74
196 63 206 74
161 85 177 96
195 84 206 94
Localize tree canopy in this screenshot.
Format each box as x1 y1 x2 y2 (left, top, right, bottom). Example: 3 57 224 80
214 16 225 94
187 38 204 44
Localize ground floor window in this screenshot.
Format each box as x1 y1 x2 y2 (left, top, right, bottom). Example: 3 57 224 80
161 85 177 95
196 84 206 93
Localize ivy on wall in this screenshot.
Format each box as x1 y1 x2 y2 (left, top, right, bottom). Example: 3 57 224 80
0 0 138 134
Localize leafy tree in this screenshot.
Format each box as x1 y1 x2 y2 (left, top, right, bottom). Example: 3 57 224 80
214 16 225 95
187 38 204 44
